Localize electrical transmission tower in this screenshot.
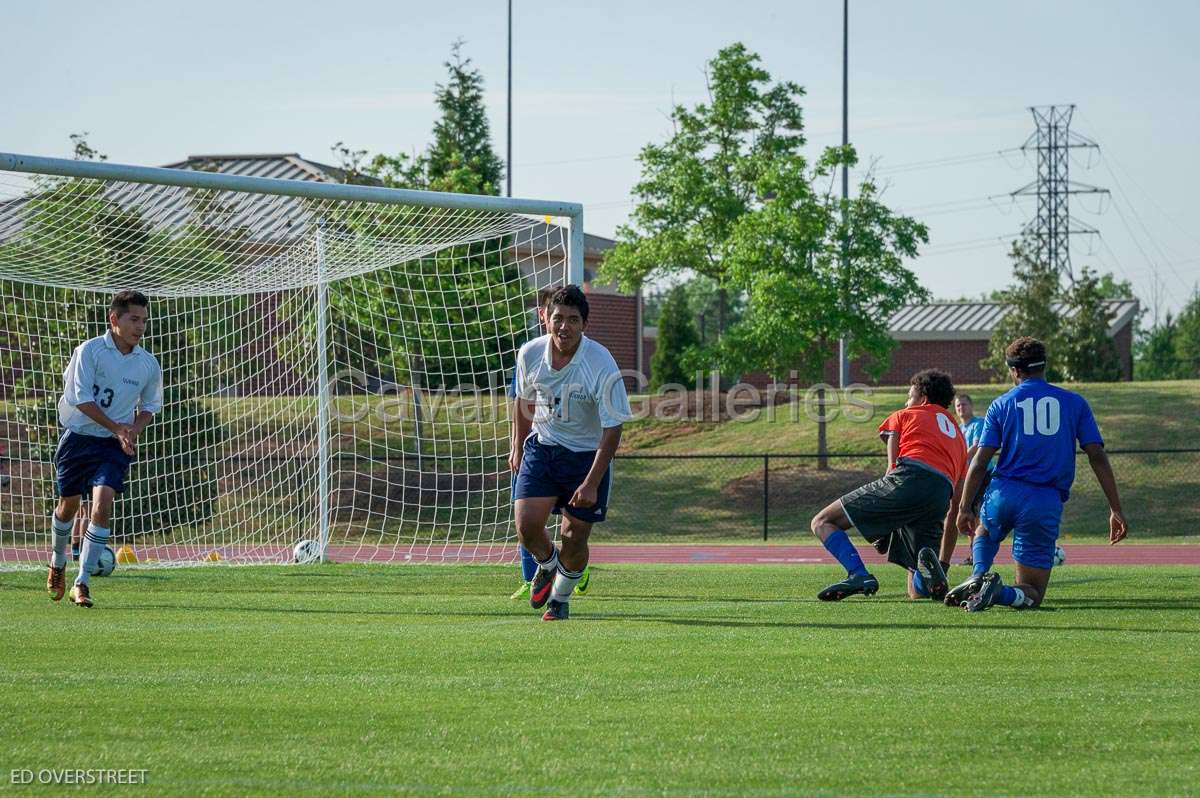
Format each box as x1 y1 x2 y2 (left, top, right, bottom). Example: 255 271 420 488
1010 104 1109 281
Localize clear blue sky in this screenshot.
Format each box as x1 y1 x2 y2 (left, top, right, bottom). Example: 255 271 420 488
4 0 1198 318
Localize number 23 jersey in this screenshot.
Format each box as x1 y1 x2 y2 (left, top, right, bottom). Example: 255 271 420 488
58 331 164 439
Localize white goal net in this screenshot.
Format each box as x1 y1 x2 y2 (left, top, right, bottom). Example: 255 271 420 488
0 154 579 567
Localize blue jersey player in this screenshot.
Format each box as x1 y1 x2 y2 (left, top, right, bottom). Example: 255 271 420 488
948 337 1128 612
46 290 163 608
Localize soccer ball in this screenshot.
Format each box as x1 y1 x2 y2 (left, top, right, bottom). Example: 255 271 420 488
1052 545 1066 567
92 545 117 577
293 539 321 564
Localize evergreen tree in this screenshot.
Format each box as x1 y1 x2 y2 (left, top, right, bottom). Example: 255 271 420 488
1134 313 1179 380
1174 290 1200 378
984 242 1065 381
325 41 522 390
650 285 700 390
1060 266 1121 381
424 39 505 195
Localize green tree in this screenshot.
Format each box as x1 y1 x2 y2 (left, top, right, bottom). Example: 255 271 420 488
1174 290 1200 378
600 43 927 380
985 242 1066 381
650 285 700 390
1059 267 1121 381
0 136 230 539
1134 313 1180 380
322 41 524 390
424 39 505 194
337 39 505 196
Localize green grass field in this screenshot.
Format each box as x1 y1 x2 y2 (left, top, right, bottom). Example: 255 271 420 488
2 563 1197 797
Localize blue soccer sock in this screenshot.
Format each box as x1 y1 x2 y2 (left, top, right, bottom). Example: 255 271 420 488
997 585 1033 608
50 514 73 569
822 530 868 577
75 523 110 587
518 544 538 582
911 568 930 598
971 534 1000 578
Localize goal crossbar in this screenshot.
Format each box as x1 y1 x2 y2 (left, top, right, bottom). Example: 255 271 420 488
0 151 586 283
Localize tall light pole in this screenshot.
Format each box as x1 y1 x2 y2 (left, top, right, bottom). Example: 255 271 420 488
838 0 850 388
506 0 513 198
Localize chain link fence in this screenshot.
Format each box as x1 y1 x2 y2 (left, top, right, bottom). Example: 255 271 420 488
605 449 1200 542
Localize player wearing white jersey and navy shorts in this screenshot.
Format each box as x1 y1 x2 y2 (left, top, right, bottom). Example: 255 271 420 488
510 285 632 621
46 290 163 608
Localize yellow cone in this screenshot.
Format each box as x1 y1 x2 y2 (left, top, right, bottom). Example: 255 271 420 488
115 545 138 564
206 550 221 562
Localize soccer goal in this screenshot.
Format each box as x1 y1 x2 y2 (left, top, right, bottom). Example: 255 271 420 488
0 151 583 567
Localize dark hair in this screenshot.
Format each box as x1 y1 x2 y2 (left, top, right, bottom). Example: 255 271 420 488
110 290 149 318
910 368 956 408
536 286 557 309
549 284 588 322
957 393 973 404
1005 336 1047 375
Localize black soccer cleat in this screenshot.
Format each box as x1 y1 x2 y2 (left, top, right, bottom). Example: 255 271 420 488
541 598 570 621
916 547 949 602
963 572 1003 613
529 566 555 610
817 572 879 602
945 574 985 608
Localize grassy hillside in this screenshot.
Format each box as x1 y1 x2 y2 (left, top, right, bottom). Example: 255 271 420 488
620 380 1200 454
607 381 1200 543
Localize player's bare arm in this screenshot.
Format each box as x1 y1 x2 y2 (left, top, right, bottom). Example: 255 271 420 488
74 401 136 456
1082 442 1128 545
509 397 535 473
957 445 997 532
571 425 621 508
940 479 964 564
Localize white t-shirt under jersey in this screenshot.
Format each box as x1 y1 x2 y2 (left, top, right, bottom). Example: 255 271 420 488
515 334 632 452
58 332 164 439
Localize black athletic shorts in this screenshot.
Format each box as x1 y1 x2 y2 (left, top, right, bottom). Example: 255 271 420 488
839 460 953 571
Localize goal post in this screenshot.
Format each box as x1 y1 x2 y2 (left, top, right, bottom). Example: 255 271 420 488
0 151 585 568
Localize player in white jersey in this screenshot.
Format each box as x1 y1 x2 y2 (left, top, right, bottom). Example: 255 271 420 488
511 285 632 620
46 290 163 608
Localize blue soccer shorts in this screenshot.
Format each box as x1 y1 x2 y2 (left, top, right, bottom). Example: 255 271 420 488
514 434 611 524
979 476 1063 569
54 430 134 497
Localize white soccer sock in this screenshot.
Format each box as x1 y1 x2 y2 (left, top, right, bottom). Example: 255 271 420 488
550 562 584 603
1010 587 1034 609
535 548 559 574
50 514 73 569
75 524 110 586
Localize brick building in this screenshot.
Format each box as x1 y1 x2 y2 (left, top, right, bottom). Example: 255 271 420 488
644 299 1140 388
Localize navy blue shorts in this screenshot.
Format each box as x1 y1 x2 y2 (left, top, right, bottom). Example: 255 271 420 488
54 430 133 497
514 434 611 523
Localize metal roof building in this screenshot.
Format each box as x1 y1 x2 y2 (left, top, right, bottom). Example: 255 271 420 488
889 300 1140 341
